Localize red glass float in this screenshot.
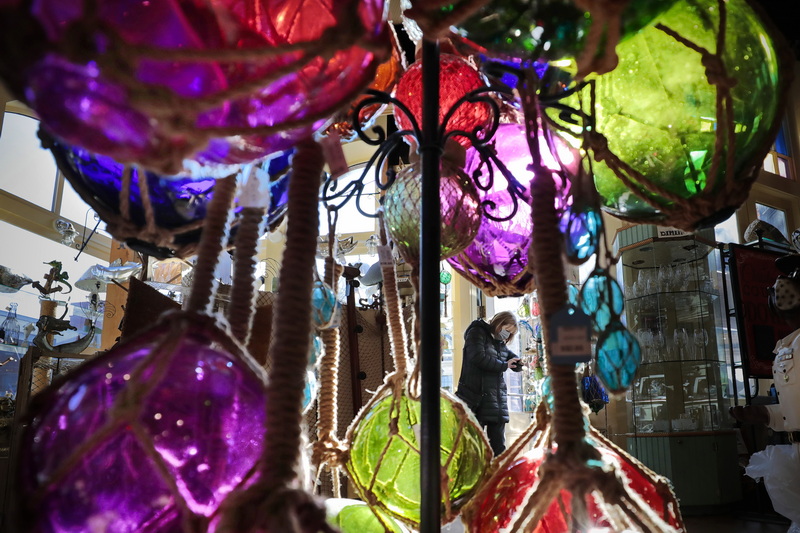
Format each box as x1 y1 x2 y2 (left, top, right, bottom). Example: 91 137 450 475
0 0 389 174
466 436 683 532
393 54 492 148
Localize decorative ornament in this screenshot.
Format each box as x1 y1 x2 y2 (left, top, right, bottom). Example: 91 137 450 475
48 134 293 259
547 0 793 231
581 375 610 414
561 202 603 264
345 386 491 527
15 176 271 532
462 406 683 532
453 0 678 76
383 160 482 264
393 54 492 148
579 268 625 332
18 313 268 532
324 498 406 533
0 0 389 174
312 280 341 329
447 122 575 296
596 320 642 394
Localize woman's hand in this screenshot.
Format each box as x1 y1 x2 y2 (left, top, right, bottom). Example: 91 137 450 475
507 357 522 370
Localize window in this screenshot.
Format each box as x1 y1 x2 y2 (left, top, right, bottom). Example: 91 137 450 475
0 112 59 209
755 202 789 240
762 116 793 180
0 104 111 259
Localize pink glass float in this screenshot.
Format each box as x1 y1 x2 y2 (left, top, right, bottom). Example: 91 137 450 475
383 158 482 263
393 53 492 148
467 441 682 532
0 0 388 174
447 123 577 296
16 312 268 532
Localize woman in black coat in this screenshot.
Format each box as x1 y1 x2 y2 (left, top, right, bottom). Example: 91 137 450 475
455 311 522 456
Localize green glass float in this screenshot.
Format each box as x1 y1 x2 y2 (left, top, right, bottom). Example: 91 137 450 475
382 160 482 264
546 0 793 230
344 385 491 527
325 498 406 533
453 0 677 62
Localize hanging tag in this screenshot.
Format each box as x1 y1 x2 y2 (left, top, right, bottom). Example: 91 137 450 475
548 305 592 365
319 131 349 180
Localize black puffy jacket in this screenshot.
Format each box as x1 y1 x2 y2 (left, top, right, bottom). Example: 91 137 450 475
455 319 521 424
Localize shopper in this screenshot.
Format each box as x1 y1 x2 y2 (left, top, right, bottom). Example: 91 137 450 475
730 254 800 533
456 311 522 456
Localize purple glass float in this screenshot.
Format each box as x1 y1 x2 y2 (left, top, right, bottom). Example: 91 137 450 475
447 123 577 296
0 0 389 173
48 135 292 259
16 311 268 532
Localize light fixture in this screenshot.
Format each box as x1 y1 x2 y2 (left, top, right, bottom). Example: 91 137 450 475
54 219 79 247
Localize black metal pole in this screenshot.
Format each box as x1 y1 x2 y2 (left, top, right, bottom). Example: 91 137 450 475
419 38 441 533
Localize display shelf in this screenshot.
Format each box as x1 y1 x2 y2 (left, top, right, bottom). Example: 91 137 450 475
614 225 740 507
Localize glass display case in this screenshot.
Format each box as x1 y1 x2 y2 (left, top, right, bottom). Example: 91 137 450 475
614 225 740 508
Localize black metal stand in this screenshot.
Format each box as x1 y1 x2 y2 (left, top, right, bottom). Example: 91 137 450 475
419 38 442 533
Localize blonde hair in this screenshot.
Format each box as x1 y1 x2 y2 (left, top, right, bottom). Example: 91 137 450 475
489 311 518 340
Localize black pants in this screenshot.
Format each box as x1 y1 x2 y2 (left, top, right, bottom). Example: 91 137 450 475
483 422 506 456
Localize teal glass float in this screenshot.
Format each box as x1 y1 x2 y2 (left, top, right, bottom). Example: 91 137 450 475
595 321 641 394
383 160 482 264
344 386 491 527
547 0 793 231
311 280 340 329
579 269 624 332
452 0 677 63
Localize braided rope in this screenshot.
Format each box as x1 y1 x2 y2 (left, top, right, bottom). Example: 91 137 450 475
572 0 630 78
227 207 265 345
312 256 346 493
184 174 237 314
213 139 325 532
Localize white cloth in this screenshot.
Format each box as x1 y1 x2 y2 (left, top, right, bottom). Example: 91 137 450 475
766 329 800 433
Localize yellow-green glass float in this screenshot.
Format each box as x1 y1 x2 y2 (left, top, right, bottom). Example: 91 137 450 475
344 384 491 528
545 0 793 231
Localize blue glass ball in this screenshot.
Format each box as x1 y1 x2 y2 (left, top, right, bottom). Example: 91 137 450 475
311 281 340 329
580 270 624 331
48 135 292 259
596 321 641 393
561 204 602 264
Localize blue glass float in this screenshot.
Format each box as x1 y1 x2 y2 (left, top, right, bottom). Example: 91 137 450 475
47 135 292 259
595 321 641 393
311 281 340 329
581 375 610 414
561 204 602 264
579 269 624 332
567 283 580 307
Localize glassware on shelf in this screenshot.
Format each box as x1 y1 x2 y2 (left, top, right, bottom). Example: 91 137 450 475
693 328 709 361
0 303 21 346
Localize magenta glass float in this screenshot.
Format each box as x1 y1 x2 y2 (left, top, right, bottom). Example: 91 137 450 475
0 0 388 174
447 123 577 296
16 312 268 532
